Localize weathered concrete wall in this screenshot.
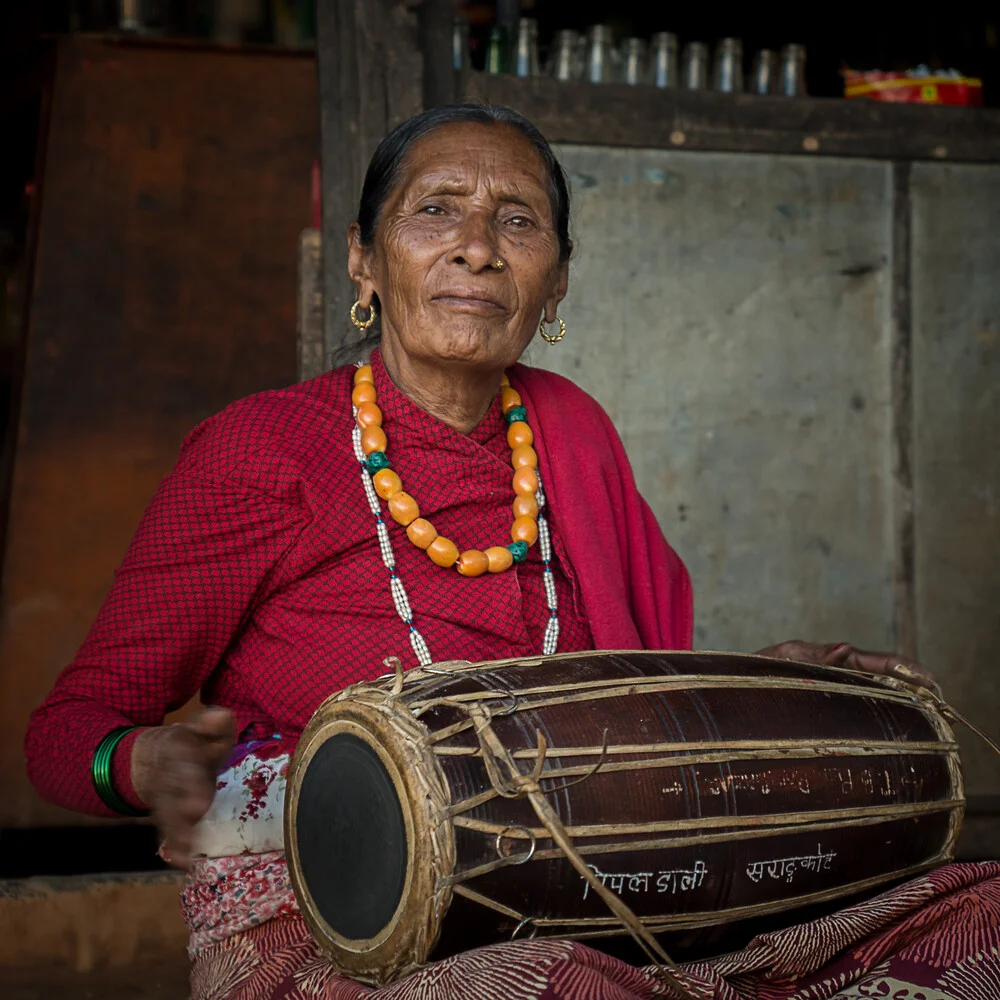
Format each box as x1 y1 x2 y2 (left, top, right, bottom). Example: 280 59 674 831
912 163 1000 796
535 145 895 654
530 144 1000 805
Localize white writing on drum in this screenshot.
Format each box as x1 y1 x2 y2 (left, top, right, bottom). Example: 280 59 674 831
745 844 836 884
580 861 708 900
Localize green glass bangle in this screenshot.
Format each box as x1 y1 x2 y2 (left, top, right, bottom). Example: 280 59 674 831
91 725 149 817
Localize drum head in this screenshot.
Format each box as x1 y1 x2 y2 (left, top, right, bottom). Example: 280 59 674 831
294 732 408 939
285 696 455 983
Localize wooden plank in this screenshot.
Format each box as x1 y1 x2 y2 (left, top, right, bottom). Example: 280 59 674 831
316 0 421 363
418 0 456 108
297 228 324 380
459 71 1000 164
890 163 916 660
0 38 316 828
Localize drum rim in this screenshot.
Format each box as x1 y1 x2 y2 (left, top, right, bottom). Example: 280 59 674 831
285 692 456 982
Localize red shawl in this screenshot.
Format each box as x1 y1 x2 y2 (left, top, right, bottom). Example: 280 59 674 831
512 365 694 651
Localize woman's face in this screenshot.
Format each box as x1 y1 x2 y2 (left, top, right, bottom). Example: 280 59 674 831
348 122 568 374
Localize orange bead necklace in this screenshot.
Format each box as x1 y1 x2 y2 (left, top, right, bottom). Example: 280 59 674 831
351 363 542 577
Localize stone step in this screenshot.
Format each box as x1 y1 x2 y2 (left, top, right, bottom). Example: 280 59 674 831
0 871 188 997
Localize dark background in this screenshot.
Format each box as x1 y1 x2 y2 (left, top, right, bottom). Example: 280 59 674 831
0 1 996 878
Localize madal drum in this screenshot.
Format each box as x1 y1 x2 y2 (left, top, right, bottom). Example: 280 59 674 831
284 651 963 983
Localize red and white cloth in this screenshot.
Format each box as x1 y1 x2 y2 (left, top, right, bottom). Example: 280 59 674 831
189 862 1000 1000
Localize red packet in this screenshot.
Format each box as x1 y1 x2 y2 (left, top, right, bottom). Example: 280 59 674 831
843 68 983 106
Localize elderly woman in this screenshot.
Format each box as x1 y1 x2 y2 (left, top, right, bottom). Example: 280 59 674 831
25 105 999 1000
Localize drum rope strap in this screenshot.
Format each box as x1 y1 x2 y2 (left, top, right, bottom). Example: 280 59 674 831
338 658 997 993
934 701 1000 760
431 694 703 1000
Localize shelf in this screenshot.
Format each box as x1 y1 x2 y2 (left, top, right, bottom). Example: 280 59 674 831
458 70 1000 164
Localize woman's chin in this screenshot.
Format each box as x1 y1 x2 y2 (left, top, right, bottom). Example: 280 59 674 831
411 322 521 367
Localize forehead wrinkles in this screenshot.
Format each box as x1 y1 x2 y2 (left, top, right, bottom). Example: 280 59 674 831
390 132 552 215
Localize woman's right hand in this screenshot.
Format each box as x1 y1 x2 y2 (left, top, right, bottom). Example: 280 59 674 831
131 706 235 870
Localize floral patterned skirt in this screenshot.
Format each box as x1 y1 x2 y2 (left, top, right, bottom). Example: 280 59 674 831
190 861 1000 1000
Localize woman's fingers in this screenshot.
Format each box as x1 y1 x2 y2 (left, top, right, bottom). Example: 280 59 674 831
152 748 218 869
140 708 236 871
189 706 236 773
756 639 825 663
757 639 936 689
843 649 936 687
191 705 236 744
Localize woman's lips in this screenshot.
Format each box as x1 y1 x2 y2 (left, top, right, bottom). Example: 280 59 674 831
432 293 506 314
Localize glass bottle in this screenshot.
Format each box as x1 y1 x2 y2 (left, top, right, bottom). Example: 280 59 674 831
514 18 540 77
749 49 777 95
712 37 744 93
452 16 470 70
486 25 509 75
650 32 678 88
779 43 807 97
549 29 582 81
620 38 648 86
681 42 708 90
585 25 615 84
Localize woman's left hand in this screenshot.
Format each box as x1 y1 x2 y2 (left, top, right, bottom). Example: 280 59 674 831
755 639 936 690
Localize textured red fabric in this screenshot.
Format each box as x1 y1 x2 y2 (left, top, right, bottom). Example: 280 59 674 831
512 365 693 652
25 350 603 817
188 863 1000 1000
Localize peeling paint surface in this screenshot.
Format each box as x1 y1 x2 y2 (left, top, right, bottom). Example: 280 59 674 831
530 145 894 653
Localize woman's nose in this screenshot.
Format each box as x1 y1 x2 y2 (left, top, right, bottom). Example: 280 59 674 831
447 213 498 272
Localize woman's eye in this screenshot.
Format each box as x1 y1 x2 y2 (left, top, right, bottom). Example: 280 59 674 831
420 205 445 216
506 215 534 229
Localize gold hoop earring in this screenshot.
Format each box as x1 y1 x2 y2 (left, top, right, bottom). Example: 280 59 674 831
539 315 566 345
351 300 376 331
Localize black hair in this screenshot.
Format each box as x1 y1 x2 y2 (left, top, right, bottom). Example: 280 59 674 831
357 103 572 262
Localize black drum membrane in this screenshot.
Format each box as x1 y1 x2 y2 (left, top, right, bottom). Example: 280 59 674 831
295 733 408 940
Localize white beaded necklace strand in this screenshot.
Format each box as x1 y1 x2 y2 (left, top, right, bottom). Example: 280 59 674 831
351 384 560 665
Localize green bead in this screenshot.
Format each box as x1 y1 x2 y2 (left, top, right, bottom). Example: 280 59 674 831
505 405 527 425
507 540 529 564
365 451 391 473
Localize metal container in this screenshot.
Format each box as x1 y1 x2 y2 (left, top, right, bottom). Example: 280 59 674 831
117 0 166 32
549 29 583 81
620 38 648 86
779 43 807 97
681 41 709 90
585 25 615 84
650 32 679 88
485 25 509 75
712 37 744 93
749 49 778 95
452 16 471 70
514 18 540 78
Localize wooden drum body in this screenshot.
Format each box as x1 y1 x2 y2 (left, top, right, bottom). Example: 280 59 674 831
285 651 963 983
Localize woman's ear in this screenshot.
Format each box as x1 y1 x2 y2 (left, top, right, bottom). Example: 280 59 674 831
543 259 570 323
347 222 376 306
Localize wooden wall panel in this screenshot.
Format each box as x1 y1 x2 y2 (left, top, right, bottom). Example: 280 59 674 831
0 39 317 827
912 163 1000 800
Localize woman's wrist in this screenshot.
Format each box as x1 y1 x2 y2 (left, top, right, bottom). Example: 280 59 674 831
92 726 151 816
128 725 169 809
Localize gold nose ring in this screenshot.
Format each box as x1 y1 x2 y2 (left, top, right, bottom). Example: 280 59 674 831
495 258 505 271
